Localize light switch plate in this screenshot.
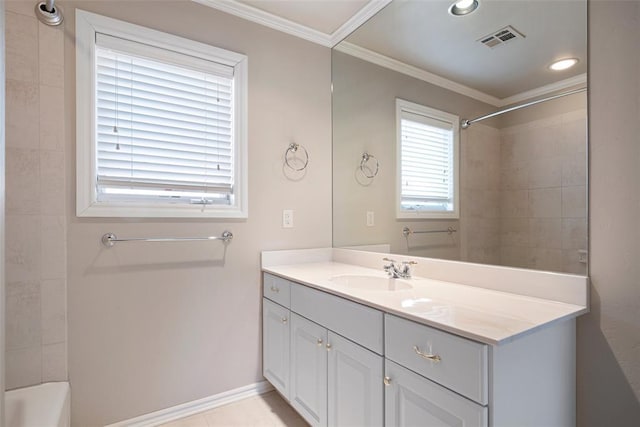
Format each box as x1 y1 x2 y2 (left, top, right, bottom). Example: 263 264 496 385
283 210 294 228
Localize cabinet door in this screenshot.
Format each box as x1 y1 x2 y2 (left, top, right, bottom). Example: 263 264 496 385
290 313 328 427
262 299 290 399
385 360 487 427
328 332 383 427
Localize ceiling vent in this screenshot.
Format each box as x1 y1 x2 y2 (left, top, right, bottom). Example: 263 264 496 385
478 25 525 49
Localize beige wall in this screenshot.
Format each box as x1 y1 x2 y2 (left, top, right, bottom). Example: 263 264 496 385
4 1 67 390
579 1 640 425
1 0 7 415
59 1 331 425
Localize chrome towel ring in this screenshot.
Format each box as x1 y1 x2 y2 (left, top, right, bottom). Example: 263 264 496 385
360 152 379 178
284 143 309 171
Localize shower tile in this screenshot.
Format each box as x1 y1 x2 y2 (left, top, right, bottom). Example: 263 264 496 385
41 279 66 345
562 118 588 158
528 248 563 272
5 11 38 83
528 156 561 189
41 215 67 280
500 190 529 218
39 22 65 88
500 246 529 268
562 249 588 275
42 342 68 382
6 281 42 350
500 218 529 247
6 346 42 390
500 162 528 190
529 218 562 249
5 1 37 17
529 125 562 160
6 214 42 283
562 186 587 218
562 218 588 249
39 85 65 151
562 157 587 187
529 188 561 218
6 148 41 215
6 79 40 149
40 150 66 215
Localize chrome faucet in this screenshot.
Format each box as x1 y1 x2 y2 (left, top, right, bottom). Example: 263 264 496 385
383 258 418 279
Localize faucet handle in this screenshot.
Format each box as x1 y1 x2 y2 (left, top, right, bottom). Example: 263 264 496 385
383 257 397 263
402 260 418 265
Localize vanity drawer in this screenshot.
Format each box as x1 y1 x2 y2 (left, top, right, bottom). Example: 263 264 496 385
291 283 384 355
385 314 488 405
263 273 291 308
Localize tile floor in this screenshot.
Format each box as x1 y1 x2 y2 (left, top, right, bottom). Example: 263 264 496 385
159 391 308 427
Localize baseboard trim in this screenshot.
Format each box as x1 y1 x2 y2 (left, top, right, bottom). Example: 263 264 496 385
105 381 274 427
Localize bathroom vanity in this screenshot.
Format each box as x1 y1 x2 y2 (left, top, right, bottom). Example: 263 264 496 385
261 248 588 427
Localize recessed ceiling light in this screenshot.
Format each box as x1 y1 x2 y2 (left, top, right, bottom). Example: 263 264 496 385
449 0 479 16
549 58 579 71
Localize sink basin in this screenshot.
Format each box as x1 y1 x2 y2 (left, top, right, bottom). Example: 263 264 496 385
330 274 413 291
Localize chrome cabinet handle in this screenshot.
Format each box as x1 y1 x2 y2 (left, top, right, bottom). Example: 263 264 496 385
317 338 323 346
281 317 288 324
270 286 280 293
414 345 442 363
383 376 391 386
326 343 332 351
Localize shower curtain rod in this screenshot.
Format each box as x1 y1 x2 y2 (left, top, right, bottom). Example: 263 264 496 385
460 87 587 129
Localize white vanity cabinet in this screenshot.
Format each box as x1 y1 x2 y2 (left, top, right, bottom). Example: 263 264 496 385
263 273 384 427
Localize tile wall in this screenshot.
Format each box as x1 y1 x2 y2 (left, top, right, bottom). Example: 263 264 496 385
499 110 588 274
4 1 67 389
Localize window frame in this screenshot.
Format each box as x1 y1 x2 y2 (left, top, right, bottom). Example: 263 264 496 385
395 98 460 219
76 9 248 218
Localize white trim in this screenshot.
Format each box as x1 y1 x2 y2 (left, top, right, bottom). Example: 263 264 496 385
329 0 393 46
193 0 333 47
498 73 588 106
75 9 249 218
336 42 503 106
104 381 274 427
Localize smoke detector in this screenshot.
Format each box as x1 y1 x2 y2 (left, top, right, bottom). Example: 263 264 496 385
478 25 525 49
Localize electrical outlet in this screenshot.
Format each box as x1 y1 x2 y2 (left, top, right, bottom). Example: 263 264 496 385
283 210 294 228
578 249 588 264
366 211 375 227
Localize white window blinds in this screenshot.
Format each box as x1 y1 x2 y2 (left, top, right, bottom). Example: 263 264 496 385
95 33 235 205
400 110 455 212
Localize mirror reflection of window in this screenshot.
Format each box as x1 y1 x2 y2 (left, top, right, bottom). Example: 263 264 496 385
396 99 459 219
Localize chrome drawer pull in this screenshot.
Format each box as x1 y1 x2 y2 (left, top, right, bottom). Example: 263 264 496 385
281 317 288 324
326 343 332 351
270 286 280 293
383 376 392 386
414 345 442 363
317 338 323 346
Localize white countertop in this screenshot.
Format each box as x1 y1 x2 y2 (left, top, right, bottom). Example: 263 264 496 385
263 260 588 345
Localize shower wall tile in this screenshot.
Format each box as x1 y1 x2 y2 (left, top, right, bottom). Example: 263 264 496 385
41 215 67 280
39 84 65 150
562 157 587 186
500 217 529 247
562 185 587 218
500 162 528 190
529 218 562 249
6 147 41 214
5 11 38 83
5 8 68 389
562 249 587 275
40 150 66 215
6 281 42 350
6 214 42 283
39 22 65 88
500 246 529 268
528 248 563 271
6 346 42 390
562 218 588 249
529 188 561 218
5 79 39 149
41 279 67 345
528 156 561 189
500 190 529 218
42 343 67 382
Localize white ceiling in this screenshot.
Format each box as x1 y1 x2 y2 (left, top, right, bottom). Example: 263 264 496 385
196 0 587 103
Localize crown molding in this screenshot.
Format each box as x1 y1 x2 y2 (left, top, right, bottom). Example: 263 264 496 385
498 74 588 106
335 42 503 106
329 0 392 46
192 0 334 46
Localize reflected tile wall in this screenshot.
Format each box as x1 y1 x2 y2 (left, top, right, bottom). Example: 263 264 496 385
4 3 67 389
500 110 587 274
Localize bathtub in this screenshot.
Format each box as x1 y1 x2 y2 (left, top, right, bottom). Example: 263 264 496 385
5 382 70 427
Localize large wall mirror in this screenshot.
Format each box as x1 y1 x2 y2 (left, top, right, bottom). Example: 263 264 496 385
332 0 587 275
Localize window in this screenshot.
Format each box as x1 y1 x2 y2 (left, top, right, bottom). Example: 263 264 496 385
396 99 459 218
76 10 247 217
